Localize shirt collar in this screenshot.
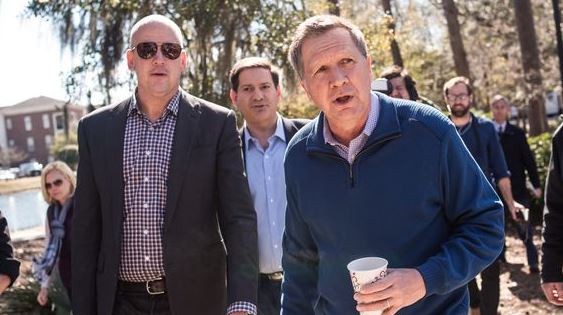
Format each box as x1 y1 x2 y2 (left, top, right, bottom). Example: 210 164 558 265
323 92 380 146
127 89 181 118
493 121 507 132
244 113 285 148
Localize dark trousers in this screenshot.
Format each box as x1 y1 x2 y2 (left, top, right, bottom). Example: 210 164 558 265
468 259 500 315
500 197 539 267
258 275 282 315
515 221 539 267
113 290 171 315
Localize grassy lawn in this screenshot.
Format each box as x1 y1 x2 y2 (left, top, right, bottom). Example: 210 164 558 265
0 176 41 195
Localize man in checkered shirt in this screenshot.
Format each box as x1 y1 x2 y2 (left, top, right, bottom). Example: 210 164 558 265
72 14 258 315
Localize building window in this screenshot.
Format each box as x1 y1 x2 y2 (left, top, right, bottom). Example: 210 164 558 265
24 116 32 131
45 135 53 148
42 114 50 129
6 118 12 130
54 114 64 132
8 139 14 147
27 137 35 152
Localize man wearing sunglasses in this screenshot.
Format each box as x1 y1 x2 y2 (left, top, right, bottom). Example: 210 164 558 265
72 14 258 315
444 76 524 315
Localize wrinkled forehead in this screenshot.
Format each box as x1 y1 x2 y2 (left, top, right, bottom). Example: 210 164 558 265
130 21 183 46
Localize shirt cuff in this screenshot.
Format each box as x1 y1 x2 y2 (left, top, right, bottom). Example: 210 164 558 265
227 301 257 315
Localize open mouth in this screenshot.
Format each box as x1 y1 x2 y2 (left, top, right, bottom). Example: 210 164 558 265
334 95 353 105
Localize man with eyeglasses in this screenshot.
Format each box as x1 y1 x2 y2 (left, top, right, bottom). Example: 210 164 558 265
444 76 524 315
72 14 258 315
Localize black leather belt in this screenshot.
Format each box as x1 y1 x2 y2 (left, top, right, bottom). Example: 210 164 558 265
118 277 166 295
260 272 283 281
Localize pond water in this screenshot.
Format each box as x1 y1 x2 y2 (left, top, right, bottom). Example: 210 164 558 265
0 189 47 240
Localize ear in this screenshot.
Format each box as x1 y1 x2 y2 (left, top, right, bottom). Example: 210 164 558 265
367 55 373 80
229 89 238 109
126 49 135 70
180 51 187 70
276 85 282 98
300 80 313 100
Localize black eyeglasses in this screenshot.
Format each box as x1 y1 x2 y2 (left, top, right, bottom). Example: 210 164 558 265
45 179 64 190
131 42 183 60
447 93 469 102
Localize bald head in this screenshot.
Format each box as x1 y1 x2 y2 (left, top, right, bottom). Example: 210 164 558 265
129 14 183 47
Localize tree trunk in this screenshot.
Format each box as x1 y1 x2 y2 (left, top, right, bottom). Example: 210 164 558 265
552 0 563 91
381 0 403 67
442 0 471 78
514 0 548 135
327 0 340 16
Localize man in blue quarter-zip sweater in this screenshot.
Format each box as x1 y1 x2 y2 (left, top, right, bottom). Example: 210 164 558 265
281 15 504 315
444 77 525 315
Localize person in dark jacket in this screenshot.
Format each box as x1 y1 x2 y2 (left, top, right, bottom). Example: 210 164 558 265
491 95 541 273
0 211 20 294
34 161 75 306
379 65 436 107
445 77 524 315
541 122 563 306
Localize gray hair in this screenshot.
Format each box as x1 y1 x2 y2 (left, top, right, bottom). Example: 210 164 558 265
491 94 510 107
288 15 368 78
129 14 183 46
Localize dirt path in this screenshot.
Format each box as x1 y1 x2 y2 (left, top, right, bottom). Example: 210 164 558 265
497 227 559 314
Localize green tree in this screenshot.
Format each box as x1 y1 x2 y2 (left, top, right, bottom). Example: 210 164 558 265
26 0 308 106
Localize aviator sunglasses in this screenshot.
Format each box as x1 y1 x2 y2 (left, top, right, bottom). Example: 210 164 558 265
131 42 183 60
45 179 64 190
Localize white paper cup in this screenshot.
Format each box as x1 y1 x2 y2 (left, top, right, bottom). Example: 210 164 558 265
347 257 388 315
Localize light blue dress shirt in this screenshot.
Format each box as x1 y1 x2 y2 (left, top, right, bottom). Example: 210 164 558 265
244 115 287 274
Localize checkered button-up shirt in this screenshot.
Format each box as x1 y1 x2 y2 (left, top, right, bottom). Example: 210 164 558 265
118 91 179 282
117 91 256 314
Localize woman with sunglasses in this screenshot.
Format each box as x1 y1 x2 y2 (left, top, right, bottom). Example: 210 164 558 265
33 161 75 311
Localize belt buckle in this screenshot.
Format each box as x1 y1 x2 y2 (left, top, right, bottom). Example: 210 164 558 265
269 272 283 281
146 277 165 295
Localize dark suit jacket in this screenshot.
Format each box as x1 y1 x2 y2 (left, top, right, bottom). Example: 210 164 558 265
498 122 541 203
72 90 258 315
239 117 310 162
0 211 19 286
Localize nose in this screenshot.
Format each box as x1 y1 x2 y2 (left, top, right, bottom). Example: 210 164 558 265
253 89 264 101
152 48 166 64
329 67 349 88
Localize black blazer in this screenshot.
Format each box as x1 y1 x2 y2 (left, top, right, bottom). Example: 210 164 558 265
0 211 19 287
239 117 310 162
72 91 258 315
498 122 541 203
